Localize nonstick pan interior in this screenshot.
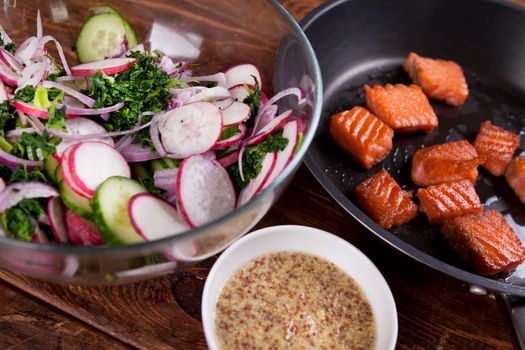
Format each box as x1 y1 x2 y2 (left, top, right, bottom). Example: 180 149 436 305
302 0 525 296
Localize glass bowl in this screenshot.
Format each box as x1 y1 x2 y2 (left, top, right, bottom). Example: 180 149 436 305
0 0 322 283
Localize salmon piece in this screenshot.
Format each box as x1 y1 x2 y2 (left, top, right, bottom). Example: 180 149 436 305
473 121 519 176
355 169 418 229
417 180 482 224
411 140 483 186
441 210 525 276
364 83 438 133
329 106 394 169
505 156 525 204
403 52 469 106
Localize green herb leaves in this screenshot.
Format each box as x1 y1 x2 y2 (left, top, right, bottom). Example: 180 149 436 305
85 51 172 147
228 130 288 190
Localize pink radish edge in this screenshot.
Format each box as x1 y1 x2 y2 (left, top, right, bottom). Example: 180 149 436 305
71 58 137 77
47 197 68 243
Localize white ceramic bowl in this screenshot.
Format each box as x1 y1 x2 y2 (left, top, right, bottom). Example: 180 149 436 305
201 225 398 350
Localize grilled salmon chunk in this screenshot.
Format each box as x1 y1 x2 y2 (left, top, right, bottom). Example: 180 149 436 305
355 169 418 229
473 121 519 176
403 52 469 106
411 140 483 186
329 106 394 169
364 83 438 133
441 210 525 276
417 180 482 224
506 156 525 204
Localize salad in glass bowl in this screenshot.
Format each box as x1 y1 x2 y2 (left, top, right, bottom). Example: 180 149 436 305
0 0 321 283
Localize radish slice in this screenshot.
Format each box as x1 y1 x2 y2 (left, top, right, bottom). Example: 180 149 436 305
129 193 189 241
0 80 8 102
212 98 234 111
158 102 222 159
214 124 247 149
14 100 48 119
224 64 262 89
55 118 114 155
237 152 277 207
65 209 104 246
68 141 131 198
221 101 250 126
261 120 301 191
217 150 240 168
176 154 236 227
228 84 268 104
47 197 69 244
60 145 92 198
246 109 293 146
71 58 137 76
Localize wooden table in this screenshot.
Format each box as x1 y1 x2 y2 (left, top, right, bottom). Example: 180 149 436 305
0 0 519 349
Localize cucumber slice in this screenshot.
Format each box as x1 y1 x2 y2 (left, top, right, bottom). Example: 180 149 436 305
150 158 181 172
75 13 128 63
43 156 60 184
92 176 146 244
57 169 93 220
89 5 138 50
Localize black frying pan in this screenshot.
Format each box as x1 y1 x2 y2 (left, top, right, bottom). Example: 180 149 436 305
300 0 525 347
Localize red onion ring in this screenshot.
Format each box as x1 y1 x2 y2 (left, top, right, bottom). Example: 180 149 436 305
0 181 58 213
42 80 96 107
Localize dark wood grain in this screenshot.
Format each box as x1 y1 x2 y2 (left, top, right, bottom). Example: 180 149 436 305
0 0 521 349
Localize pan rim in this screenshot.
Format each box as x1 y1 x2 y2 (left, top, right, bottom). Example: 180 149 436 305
301 0 525 297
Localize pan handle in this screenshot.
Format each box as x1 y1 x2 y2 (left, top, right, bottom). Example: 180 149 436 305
497 293 525 349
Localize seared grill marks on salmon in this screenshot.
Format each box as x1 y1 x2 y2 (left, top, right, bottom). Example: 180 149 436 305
441 210 525 276
473 121 519 176
329 106 394 169
411 140 483 186
417 180 482 224
403 52 469 106
505 156 525 204
355 169 418 229
364 83 438 133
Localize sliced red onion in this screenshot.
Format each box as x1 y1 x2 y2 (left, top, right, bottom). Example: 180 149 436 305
120 142 160 162
167 61 189 77
0 178 5 192
238 145 246 182
42 80 95 107
252 87 306 134
0 64 19 86
0 80 7 102
32 220 50 244
15 37 40 66
18 61 47 87
125 43 145 55
154 167 178 194
188 86 230 103
0 47 23 74
116 112 148 150
0 25 12 45
16 110 28 126
40 35 72 76
0 181 58 213
150 120 167 156
64 102 124 115
6 127 37 141
36 10 43 39
25 114 46 135
253 104 278 135
190 73 227 87
100 112 110 121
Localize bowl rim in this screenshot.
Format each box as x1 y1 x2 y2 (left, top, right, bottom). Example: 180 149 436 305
0 0 323 255
201 224 398 350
